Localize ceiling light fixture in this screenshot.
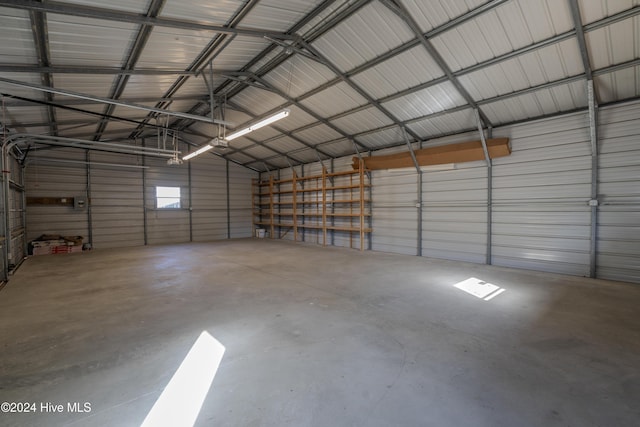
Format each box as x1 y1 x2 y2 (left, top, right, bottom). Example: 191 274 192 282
225 108 290 141
182 144 214 161
182 108 290 161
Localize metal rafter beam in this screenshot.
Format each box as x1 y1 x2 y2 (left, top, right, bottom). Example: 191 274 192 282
93 0 165 142
299 40 424 143
225 100 330 164
129 0 263 141
237 6 640 148
247 74 370 153
176 129 281 171
1 94 206 107
0 65 250 76
171 0 370 133
0 0 296 40
0 77 228 125
380 0 492 127
254 58 640 160
0 93 165 130
568 0 593 81
29 6 57 136
217 0 371 101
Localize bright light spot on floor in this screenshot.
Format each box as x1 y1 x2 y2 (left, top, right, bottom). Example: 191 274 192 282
141 331 225 427
453 277 506 301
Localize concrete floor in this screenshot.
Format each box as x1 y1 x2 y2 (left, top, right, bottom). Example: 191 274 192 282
0 239 639 427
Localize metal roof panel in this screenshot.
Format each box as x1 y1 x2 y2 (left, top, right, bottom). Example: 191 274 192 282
317 139 355 158
292 123 342 145
311 2 416 72
407 109 477 139
241 0 324 32
136 27 214 69
400 0 487 34
382 82 467 121
59 0 150 14
121 75 183 98
586 15 639 69
300 81 368 117
270 105 317 132
261 55 336 99
208 36 272 70
482 80 587 125
47 14 136 67
577 0 639 25
53 74 115 98
160 0 241 24
351 45 445 99
228 86 288 116
356 127 404 149
0 7 37 64
243 144 282 159
330 107 394 135
459 39 584 101
263 135 308 153
595 66 640 103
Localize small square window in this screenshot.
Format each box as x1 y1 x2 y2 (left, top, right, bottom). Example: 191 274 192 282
156 186 181 209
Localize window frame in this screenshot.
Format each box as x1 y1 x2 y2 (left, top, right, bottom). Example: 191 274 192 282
156 186 182 209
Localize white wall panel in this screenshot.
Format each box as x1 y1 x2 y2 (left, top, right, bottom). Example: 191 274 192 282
422 162 488 264
89 152 144 249
144 157 190 245
371 169 418 255
597 101 640 283
492 112 592 276
26 149 89 242
229 161 257 238
191 154 229 242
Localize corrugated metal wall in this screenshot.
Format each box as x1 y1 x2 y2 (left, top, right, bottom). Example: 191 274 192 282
423 157 488 264
144 156 191 245
90 152 144 248
229 161 254 238
491 112 593 276
270 100 640 284
371 145 418 255
597 101 640 283
25 148 90 241
25 146 257 250
191 154 228 242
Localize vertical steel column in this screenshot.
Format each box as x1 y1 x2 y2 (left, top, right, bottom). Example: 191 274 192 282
226 160 231 239
402 128 422 257
475 109 493 265
330 158 335 247
142 138 148 245
21 166 27 261
301 164 305 242
0 145 7 281
367 152 373 251
588 80 599 278
85 150 93 247
188 152 193 242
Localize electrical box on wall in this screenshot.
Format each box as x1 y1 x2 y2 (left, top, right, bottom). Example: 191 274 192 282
74 196 87 210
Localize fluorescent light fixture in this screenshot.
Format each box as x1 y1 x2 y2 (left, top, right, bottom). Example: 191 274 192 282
182 109 290 161
182 144 213 161
225 108 290 141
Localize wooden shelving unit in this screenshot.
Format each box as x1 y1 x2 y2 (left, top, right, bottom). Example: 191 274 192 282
252 160 372 251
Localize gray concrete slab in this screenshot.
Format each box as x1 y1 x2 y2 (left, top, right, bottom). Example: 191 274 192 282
0 239 639 427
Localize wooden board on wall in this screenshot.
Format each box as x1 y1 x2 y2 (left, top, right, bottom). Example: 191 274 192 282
353 138 511 170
